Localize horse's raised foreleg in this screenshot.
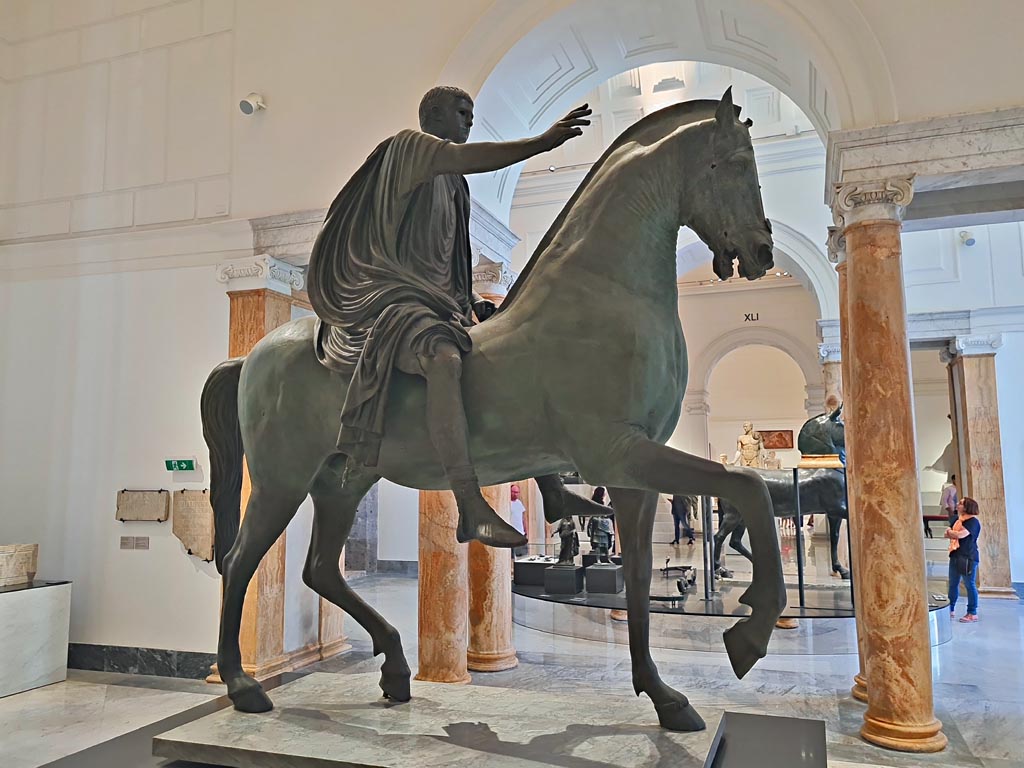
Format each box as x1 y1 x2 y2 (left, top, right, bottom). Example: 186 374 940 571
218 484 305 712
305 461 411 702
608 487 705 732
828 514 850 578
611 438 785 678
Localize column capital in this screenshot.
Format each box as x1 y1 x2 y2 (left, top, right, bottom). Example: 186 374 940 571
832 177 915 229
216 254 304 294
472 257 518 299
683 390 711 416
942 333 1004 363
826 225 847 264
818 342 843 363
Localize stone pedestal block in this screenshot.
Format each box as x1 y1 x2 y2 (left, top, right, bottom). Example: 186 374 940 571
585 564 624 594
544 565 584 595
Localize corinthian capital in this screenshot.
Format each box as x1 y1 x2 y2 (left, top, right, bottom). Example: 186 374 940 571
832 177 915 229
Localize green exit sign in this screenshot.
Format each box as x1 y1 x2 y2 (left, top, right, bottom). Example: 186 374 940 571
165 458 196 472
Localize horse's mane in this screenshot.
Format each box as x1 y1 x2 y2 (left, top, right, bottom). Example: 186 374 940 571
498 99 724 310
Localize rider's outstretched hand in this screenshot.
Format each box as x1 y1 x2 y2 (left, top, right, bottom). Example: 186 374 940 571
473 299 498 322
542 105 592 151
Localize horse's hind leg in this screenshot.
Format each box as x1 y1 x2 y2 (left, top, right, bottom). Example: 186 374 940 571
609 487 705 732
218 484 305 712
610 437 785 678
304 461 411 702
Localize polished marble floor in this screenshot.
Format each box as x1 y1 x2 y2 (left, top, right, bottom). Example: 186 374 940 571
4 571 1023 767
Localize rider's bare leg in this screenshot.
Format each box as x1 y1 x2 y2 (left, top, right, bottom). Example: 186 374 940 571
417 342 526 549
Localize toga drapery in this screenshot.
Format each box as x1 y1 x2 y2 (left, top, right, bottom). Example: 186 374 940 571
306 129 476 465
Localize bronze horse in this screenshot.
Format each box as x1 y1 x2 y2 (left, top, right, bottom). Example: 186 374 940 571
200 90 784 732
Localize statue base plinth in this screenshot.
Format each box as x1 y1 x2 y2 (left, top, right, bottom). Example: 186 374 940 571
798 454 844 469
585 563 624 594
544 565 584 595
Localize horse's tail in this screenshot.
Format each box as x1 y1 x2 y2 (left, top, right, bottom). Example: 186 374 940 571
201 358 245 574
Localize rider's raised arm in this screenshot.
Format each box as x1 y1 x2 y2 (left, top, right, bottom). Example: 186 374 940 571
431 104 592 177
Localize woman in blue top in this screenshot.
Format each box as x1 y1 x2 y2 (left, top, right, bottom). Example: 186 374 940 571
945 497 982 622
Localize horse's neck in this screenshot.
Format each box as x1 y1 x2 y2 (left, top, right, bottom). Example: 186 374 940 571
518 151 683 312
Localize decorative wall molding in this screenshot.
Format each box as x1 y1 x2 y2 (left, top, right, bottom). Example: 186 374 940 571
216 255 304 294
469 199 520 265
819 308 1024 349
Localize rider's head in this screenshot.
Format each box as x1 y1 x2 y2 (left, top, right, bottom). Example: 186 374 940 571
419 86 474 144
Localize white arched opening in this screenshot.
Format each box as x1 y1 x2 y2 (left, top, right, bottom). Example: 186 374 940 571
706 344 810 467
440 0 897 219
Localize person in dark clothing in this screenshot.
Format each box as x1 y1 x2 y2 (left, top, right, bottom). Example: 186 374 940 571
670 494 696 545
946 496 982 622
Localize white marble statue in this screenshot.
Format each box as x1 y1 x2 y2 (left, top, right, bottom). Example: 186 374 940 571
733 421 764 468
762 450 782 470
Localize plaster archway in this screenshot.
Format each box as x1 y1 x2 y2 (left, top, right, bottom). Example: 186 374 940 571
676 218 838 320
691 325 820 397
439 0 896 220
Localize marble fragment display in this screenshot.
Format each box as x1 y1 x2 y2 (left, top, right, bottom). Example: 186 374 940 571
0 543 38 586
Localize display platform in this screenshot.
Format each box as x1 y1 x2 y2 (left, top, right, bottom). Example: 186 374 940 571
0 580 71 698
154 671 734 767
512 572 952 655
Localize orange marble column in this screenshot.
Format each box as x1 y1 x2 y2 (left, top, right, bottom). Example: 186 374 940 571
948 348 1016 598
837 178 946 752
830 249 869 704
467 484 518 672
416 490 471 684
222 287 294 680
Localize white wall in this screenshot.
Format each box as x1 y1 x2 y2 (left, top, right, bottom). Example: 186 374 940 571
377 480 419 563
0 264 228 652
909 349 954 510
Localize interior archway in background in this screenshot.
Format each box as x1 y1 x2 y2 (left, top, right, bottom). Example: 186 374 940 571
706 343 810 464
441 0 896 219
693 325 819 397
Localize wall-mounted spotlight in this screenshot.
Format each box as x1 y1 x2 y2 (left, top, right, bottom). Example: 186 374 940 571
959 230 976 247
547 165 557 172
239 92 266 115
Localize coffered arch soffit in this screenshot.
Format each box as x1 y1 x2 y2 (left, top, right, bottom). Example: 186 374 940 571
441 0 895 221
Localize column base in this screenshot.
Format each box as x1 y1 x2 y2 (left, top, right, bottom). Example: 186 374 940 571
861 714 947 753
978 586 1019 600
609 609 628 622
319 638 353 660
467 648 519 672
851 673 868 703
775 618 799 630
206 643 325 685
415 670 472 685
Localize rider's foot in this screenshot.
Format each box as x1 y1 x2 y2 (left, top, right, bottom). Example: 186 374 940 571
454 489 527 548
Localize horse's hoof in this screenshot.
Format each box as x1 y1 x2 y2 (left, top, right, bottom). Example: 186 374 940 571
723 621 767 679
380 670 411 702
229 682 274 713
656 700 706 732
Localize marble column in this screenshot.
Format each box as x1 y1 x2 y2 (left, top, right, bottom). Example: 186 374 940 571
833 180 946 752
819 342 844 412
467 484 518 672
944 335 1016 599
211 256 310 682
416 491 471 684
828 234 868 705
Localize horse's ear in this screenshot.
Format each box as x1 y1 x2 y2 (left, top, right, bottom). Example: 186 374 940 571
716 87 735 127
830 403 843 421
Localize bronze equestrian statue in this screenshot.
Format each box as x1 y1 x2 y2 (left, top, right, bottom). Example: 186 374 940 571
201 87 783 732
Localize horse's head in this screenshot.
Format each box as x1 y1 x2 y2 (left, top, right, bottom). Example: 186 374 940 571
798 405 846 455
685 88 774 281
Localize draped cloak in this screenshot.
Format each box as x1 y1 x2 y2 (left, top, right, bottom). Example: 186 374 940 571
306 129 475 466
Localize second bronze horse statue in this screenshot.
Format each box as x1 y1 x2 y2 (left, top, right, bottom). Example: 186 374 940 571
201 90 783 732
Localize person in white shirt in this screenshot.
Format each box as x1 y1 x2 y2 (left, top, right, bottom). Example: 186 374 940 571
510 484 529 558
